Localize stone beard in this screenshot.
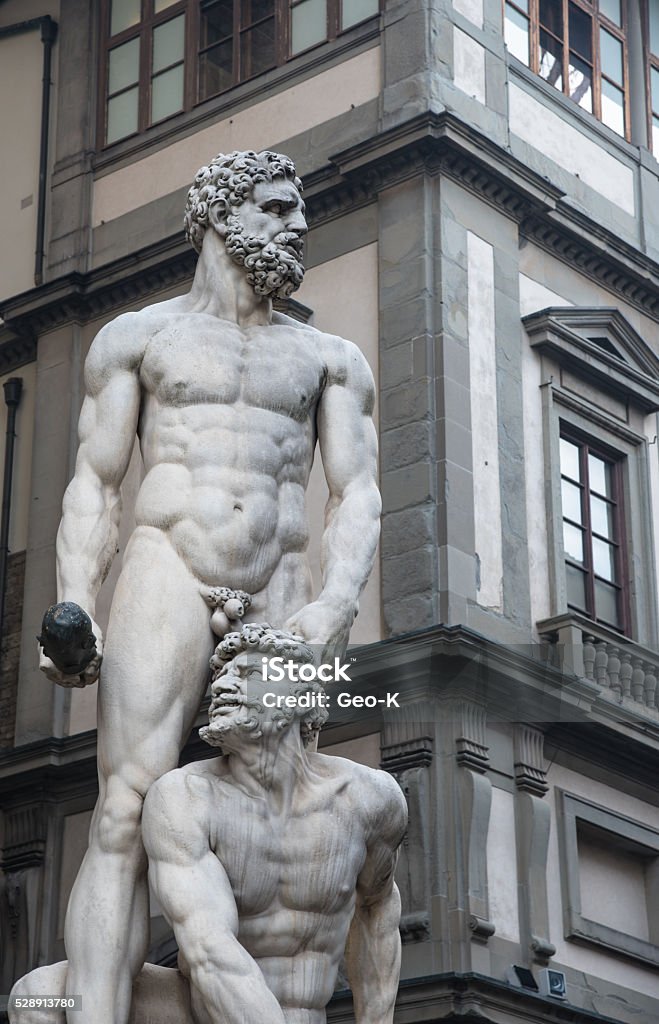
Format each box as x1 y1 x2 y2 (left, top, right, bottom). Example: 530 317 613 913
223 212 305 298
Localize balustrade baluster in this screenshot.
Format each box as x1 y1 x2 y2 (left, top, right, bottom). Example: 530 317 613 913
594 641 608 687
607 646 621 697
631 658 646 703
643 662 657 711
583 635 596 681
620 652 633 699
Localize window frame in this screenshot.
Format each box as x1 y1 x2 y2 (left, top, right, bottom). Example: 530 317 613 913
644 0 659 152
524 306 659 647
98 0 381 149
556 789 659 965
559 426 631 635
503 0 631 140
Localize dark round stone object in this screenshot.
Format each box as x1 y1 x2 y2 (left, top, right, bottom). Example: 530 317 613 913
38 602 97 676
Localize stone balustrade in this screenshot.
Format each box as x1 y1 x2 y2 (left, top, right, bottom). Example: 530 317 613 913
536 614 659 715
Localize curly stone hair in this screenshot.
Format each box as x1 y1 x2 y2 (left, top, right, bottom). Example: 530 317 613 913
184 150 303 254
208 624 327 746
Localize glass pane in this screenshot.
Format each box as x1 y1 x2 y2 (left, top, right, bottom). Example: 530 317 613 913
653 115 659 154
108 38 140 94
562 478 583 523
342 0 379 30
652 67 659 113
600 28 622 84
151 63 184 121
595 578 620 626
591 495 614 538
593 537 616 581
505 5 530 64
566 563 587 611
199 40 233 99
564 521 585 562
651 0 659 56
153 15 185 73
560 437 581 481
246 0 275 24
111 0 141 36
291 0 327 55
241 19 275 78
107 86 139 143
568 53 592 110
588 453 611 496
155 0 179 10
569 4 591 60
539 0 562 35
201 0 233 46
539 30 563 90
600 0 621 24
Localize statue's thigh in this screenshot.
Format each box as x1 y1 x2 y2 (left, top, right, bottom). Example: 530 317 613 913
96 533 214 779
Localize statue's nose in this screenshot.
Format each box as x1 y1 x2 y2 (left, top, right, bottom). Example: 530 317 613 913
287 210 307 236
211 676 239 697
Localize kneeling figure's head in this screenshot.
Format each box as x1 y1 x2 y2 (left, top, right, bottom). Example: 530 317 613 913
200 624 328 751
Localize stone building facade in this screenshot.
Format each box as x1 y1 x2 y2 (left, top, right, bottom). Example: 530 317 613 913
1 0 658 1021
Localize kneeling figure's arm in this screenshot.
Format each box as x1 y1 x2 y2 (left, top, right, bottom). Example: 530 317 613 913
143 772 286 1024
345 772 408 1024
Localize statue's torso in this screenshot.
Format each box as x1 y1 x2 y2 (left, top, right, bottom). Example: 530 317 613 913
130 312 330 590
206 757 368 1010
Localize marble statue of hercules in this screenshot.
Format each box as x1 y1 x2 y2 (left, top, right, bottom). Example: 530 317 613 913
38 150 381 1024
12 629 406 1024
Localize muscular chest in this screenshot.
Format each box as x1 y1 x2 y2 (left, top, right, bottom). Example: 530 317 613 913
140 320 324 421
213 803 366 917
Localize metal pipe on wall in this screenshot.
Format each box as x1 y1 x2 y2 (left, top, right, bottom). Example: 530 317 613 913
0 378 24 647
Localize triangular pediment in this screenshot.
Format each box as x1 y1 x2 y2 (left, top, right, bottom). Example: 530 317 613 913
522 307 659 413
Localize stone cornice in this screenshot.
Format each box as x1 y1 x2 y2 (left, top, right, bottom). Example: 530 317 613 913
2 111 659 346
327 971 642 1024
2 626 658 793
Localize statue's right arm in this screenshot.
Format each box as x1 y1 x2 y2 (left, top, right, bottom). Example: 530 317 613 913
42 316 143 685
142 772 287 1023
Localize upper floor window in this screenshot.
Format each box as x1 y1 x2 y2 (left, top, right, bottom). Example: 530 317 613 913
504 0 629 138
101 0 380 146
647 0 659 150
559 431 629 634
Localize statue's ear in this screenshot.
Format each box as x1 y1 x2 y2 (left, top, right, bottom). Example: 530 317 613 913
208 198 228 237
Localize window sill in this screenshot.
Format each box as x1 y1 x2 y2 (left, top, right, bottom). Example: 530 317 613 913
93 17 380 177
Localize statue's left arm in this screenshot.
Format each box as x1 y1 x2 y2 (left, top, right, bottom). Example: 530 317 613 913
286 340 381 652
345 771 408 1024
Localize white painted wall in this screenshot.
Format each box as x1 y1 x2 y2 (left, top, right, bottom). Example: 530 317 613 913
92 48 381 227
453 29 485 103
545 762 659 996
468 232 503 611
487 786 520 941
453 0 483 28
508 84 635 216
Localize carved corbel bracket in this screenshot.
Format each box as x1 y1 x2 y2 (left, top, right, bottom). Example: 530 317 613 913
513 725 555 964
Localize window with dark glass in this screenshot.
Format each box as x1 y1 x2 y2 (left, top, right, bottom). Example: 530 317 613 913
559 432 629 633
101 0 380 146
503 0 629 138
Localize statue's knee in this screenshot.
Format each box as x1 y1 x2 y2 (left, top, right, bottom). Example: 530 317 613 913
94 778 145 855
9 965 66 1023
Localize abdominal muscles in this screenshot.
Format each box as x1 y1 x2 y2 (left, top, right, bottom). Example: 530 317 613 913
134 463 310 590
